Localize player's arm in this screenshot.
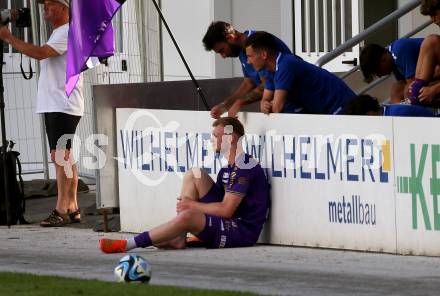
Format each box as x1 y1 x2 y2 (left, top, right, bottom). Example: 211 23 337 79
228 74 270 117
419 80 440 103
228 84 264 117
270 89 288 113
211 78 255 118
223 78 256 107
389 80 405 103
179 193 243 219
243 75 267 105
0 26 59 60
243 84 264 104
260 88 274 114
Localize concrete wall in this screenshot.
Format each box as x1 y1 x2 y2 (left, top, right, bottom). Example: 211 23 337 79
160 0 292 81
399 0 437 37
161 0 214 81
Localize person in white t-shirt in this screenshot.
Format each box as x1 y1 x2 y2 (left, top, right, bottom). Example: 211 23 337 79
0 0 84 226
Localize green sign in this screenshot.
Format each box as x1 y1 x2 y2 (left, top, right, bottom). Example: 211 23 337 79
397 144 440 231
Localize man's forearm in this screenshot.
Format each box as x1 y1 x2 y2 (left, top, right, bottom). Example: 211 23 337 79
222 94 240 109
242 88 263 105
191 201 230 219
3 34 47 60
222 87 250 108
221 78 256 108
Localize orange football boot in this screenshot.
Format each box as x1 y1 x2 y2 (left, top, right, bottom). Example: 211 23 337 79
99 239 127 254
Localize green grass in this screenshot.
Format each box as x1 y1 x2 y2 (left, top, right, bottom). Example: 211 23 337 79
0 272 259 296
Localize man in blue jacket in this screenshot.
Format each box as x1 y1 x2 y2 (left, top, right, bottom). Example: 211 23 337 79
244 31 355 115
360 39 424 103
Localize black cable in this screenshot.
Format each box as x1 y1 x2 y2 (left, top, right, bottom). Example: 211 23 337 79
18 29 33 80
151 0 210 111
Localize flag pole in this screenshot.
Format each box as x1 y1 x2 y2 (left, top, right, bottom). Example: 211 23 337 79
151 0 210 111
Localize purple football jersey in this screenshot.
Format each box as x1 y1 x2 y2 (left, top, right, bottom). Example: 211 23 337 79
216 154 270 234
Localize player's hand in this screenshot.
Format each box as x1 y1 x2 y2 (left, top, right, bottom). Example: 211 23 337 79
418 86 438 103
176 196 194 213
210 103 226 119
227 100 241 118
0 26 12 41
260 100 272 114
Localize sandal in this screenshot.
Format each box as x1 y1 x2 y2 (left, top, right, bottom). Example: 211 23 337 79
68 209 81 223
40 209 69 227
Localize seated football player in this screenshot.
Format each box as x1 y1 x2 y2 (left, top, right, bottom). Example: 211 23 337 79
99 117 270 253
409 1 440 105
359 39 423 103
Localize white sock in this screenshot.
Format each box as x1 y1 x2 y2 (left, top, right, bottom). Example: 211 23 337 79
126 238 137 251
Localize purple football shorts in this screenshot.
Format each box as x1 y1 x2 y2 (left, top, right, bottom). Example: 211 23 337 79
409 79 428 105
194 184 257 248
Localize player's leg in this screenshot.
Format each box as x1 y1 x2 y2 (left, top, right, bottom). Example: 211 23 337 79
179 168 215 201
100 169 223 252
415 35 440 81
411 35 440 102
100 209 206 253
154 168 216 247
178 168 226 246
159 169 224 248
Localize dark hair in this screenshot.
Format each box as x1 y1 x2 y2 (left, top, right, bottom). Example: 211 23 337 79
202 21 235 51
420 0 440 15
344 95 381 115
359 44 387 83
244 31 277 53
212 117 245 138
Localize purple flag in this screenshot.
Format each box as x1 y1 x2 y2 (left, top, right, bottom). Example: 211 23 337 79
66 0 126 97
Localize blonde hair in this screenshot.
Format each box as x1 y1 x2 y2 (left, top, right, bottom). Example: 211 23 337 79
212 117 244 138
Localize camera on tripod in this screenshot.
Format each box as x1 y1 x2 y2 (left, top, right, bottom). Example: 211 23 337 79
0 8 31 28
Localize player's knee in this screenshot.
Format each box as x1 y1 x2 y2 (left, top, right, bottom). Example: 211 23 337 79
184 168 207 183
192 167 209 181
175 209 197 227
183 170 195 183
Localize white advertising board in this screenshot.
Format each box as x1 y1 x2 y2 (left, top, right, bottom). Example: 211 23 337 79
116 109 396 253
394 117 440 256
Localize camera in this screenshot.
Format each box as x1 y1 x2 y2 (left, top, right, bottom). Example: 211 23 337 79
0 8 31 28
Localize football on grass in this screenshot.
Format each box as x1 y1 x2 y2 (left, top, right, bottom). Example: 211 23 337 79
114 254 151 283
